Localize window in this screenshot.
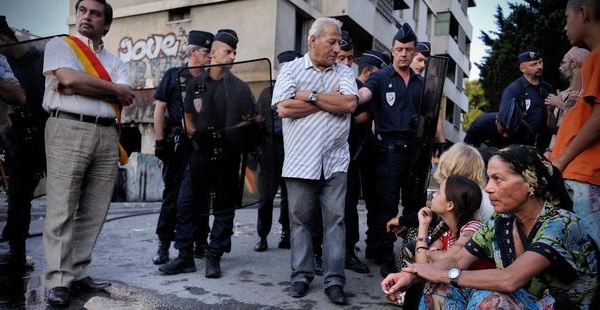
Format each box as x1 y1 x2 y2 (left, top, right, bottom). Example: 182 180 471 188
168 7 190 22
435 12 450 36
413 0 420 23
453 104 463 129
445 99 455 125
295 12 311 54
376 0 395 22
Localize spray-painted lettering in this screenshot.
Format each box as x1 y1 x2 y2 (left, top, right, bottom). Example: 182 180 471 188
119 33 181 62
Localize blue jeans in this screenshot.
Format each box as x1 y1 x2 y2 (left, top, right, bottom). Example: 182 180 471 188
286 172 346 289
566 179 600 250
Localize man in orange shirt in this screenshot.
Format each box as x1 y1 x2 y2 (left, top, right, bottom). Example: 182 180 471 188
551 0 600 249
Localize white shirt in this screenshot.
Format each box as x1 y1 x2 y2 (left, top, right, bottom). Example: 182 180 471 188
272 53 358 180
42 34 129 118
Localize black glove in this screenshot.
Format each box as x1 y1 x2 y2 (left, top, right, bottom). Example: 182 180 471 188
191 130 204 149
154 139 169 162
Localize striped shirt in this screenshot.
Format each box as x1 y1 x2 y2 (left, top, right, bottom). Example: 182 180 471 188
272 53 358 180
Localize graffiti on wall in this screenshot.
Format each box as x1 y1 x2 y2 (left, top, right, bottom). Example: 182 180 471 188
118 33 185 89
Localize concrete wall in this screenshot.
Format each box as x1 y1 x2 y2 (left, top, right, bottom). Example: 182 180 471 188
123 152 163 202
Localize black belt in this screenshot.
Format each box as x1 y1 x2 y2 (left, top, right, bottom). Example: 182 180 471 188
374 140 411 151
51 110 116 127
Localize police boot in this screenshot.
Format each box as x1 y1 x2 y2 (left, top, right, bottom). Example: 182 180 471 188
152 240 170 265
158 248 196 275
254 237 268 252
205 251 222 278
194 240 207 259
278 230 291 249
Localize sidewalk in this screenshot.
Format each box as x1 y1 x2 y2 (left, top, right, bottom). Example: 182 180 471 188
1 198 399 309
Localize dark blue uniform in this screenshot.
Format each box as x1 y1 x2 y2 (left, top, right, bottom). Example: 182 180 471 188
255 85 289 242
184 69 256 256
463 112 535 149
1 45 46 269
345 79 370 252
499 76 554 150
153 66 195 245
363 66 423 261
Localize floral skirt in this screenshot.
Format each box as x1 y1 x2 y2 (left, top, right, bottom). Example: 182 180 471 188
418 283 555 310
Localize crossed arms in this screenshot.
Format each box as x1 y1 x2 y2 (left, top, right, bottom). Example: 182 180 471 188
53 67 135 106
277 89 356 118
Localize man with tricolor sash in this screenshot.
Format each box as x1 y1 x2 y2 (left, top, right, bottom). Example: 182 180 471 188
41 0 135 307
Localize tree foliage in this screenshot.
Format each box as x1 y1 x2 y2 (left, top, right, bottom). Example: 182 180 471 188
463 80 486 129
476 0 569 112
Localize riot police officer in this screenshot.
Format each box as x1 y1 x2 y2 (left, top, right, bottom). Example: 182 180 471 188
152 30 214 264
253 51 301 252
183 29 258 278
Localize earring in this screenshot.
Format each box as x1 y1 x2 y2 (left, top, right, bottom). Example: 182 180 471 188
528 191 534 198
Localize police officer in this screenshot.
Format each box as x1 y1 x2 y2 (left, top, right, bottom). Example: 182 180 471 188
354 49 390 267
0 16 47 272
410 41 430 76
152 30 214 265
357 23 424 277
253 51 301 252
184 29 258 278
464 97 535 149
499 48 554 151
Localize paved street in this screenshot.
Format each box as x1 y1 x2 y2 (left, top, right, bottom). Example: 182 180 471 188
0 198 401 309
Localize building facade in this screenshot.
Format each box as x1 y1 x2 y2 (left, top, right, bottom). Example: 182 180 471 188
67 0 475 153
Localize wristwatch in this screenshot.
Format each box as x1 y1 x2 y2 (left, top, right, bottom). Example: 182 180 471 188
448 268 461 287
308 90 318 104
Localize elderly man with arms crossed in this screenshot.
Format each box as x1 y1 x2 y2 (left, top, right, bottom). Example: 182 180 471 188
272 17 357 305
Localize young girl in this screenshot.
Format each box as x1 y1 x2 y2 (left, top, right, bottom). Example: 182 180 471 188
414 175 487 265
414 175 494 309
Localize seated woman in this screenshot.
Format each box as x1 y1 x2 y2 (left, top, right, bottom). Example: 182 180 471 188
381 144 598 309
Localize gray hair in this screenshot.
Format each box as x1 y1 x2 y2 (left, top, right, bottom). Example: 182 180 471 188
186 44 201 57
307 17 342 45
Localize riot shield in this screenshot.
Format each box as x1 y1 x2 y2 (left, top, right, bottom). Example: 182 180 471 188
401 56 449 215
0 35 65 198
177 58 273 215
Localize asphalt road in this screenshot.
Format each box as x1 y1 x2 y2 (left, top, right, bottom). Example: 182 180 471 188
0 198 403 309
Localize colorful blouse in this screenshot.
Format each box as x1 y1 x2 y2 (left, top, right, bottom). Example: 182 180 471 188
465 203 598 307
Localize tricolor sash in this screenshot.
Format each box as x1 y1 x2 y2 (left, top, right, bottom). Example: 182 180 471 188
62 35 129 165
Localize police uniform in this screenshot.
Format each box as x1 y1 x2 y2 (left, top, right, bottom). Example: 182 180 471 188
185 29 258 278
0 16 47 270
152 31 214 264
254 51 301 251
356 50 392 261
362 23 424 274
499 49 554 150
464 98 536 149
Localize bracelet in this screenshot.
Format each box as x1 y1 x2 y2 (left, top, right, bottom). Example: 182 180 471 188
417 235 432 244
416 246 428 253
